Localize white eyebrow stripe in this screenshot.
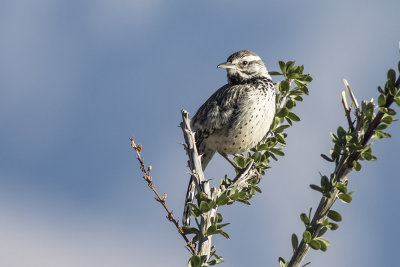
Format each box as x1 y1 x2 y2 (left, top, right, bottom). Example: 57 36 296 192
241 55 261 62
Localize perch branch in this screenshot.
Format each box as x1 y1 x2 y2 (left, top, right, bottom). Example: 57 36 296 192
180 110 215 260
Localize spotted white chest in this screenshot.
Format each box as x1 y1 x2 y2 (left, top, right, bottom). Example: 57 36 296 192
204 88 275 155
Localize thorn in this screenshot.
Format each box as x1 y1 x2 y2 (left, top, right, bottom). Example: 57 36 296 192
136 144 142 153
130 136 137 149
144 174 152 182
167 211 174 221
343 79 359 109
341 90 349 111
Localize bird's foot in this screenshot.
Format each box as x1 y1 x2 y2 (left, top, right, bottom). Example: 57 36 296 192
219 152 241 170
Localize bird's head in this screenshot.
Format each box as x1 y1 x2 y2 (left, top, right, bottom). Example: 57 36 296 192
217 50 271 84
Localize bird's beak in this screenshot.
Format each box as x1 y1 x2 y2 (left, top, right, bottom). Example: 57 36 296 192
217 62 236 69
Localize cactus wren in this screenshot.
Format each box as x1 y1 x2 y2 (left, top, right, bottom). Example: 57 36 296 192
183 50 276 226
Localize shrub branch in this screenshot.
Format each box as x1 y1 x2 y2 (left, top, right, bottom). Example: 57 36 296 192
286 72 400 267
130 137 196 254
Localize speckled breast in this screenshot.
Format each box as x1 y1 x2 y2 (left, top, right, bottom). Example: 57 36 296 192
209 84 275 154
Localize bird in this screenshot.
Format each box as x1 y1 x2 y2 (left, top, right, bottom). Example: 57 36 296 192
182 50 276 226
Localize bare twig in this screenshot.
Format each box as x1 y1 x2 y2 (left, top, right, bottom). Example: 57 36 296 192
130 137 196 255
343 79 359 109
341 90 355 132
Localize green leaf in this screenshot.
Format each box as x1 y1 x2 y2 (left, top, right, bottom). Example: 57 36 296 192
199 201 211 213
327 222 339 230
252 185 262 193
387 69 396 86
279 61 286 75
381 115 393 124
352 160 362 171
310 184 322 193
287 73 301 80
252 151 262 162
274 125 290 133
300 213 310 226
308 240 321 250
372 130 392 139
335 183 347 193
363 152 377 161
395 96 400 107
188 255 202 267
281 80 290 94
216 223 230 229
317 227 328 237
182 226 200 235
276 133 286 145
320 175 330 191
327 210 342 222
315 237 330 246
337 126 346 138
285 61 295 73
375 123 389 131
208 252 224 265
269 147 285 156
276 107 289 118
320 154 333 162
380 107 396 116
345 134 353 142
208 200 216 210
215 213 223 223
291 233 299 252
257 143 270 150
216 193 229 206
315 237 330 252
235 156 246 168
298 85 309 95
389 84 397 96
364 102 374 118
206 224 218 236
303 231 311 243
378 94 386 106
215 229 230 239
329 132 338 142
269 71 282 76
237 199 251 205
287 112 300 121
188 203 201 217
285 99 295 109
338 193 353 203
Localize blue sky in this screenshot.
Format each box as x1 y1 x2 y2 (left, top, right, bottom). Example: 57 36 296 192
1 0 399 266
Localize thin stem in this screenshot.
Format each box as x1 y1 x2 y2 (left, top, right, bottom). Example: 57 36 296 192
130 137 196 255
341 90 355 132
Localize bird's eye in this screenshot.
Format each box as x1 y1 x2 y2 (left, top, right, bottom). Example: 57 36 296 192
243 61 248 65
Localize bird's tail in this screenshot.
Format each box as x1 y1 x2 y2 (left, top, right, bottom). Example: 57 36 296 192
182 175 196 226
182 150 215 226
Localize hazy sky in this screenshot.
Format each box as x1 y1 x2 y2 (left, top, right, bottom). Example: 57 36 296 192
1 0 399 266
